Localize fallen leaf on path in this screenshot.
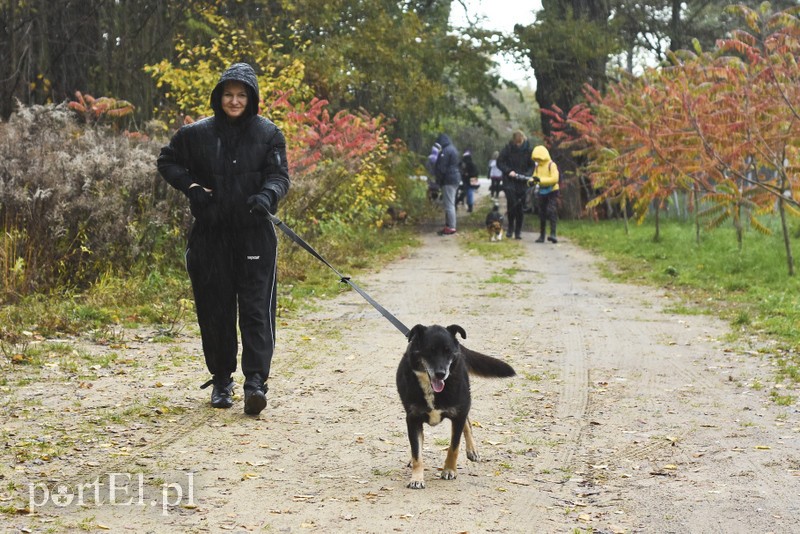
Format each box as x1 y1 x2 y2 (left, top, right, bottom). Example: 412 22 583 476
755 445 771 450
509 479 530 486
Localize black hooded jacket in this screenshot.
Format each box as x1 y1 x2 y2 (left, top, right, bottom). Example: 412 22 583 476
158 63 290 229
497 139 533 193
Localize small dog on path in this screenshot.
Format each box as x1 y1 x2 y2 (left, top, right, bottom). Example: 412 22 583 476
395 324 516 489
485 203 504 241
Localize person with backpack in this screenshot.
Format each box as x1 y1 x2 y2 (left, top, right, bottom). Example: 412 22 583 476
497 130 533 239
487 150 503 199
433 133 461 235
425 142 442 202
531 145 560 243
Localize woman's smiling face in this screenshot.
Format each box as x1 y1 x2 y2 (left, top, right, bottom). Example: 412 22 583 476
221 80 248 120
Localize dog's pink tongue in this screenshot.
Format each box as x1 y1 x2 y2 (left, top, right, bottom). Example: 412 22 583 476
432 378 445 393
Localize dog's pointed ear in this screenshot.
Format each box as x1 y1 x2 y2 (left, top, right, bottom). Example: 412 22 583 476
407 324 426 343
446 324 466 340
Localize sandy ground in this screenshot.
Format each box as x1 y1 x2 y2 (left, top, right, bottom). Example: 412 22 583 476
2 186 799 534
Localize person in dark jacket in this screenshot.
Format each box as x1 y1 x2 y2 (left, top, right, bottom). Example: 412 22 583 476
157 63 290 415
497 130 533 239
433 133 460 235
460 150 479 213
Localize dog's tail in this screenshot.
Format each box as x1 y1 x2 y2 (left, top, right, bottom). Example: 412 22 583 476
463 347 516 378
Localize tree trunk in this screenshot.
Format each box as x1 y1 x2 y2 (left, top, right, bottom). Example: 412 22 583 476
735 205 743 251
653 199 661 242
777 175 795 276
694 185 700 245
622 196 629 235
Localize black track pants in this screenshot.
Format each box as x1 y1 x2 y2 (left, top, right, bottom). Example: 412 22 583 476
505 187 526 237
186 223 278 381
538 192 559 236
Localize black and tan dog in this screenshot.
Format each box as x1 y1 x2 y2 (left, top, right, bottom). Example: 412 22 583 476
395 324 516 489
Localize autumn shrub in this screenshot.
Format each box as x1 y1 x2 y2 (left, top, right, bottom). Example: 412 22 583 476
276 97 402 226
0 102 187 302
254 95 422 280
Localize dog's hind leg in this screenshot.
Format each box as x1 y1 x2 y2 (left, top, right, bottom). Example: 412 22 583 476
463 416 480 462
406 418 426 489
442 417 466 480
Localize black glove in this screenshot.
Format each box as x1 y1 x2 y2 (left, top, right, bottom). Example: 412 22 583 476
528 176 540 186
247 191 277 217
187 186 212 217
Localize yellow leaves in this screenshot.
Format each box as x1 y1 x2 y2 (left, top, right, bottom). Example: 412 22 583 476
144 8 312 121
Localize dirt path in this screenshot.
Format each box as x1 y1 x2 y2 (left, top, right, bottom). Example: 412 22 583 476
4 189 800 533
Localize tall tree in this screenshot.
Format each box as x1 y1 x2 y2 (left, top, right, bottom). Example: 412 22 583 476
278 0 507 150
612 0 800 71
515 0 618 137
568 4 800 274
0 0 183 121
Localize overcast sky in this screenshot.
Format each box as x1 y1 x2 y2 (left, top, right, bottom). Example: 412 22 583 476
449 0 542 86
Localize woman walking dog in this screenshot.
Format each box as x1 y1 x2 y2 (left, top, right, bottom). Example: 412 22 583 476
157 63 291 415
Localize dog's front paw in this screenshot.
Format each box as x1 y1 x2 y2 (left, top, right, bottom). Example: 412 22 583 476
407 479 426 489
440 469 457 480
466 450 480 462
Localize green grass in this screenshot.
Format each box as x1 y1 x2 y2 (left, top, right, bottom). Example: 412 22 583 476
561 218 800 385
0 223 420 343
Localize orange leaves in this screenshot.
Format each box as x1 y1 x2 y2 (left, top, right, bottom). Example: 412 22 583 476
278 97 387 178
68 91 135 123
562 3 800 238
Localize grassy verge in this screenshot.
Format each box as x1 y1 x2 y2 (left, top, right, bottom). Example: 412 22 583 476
0 222 422 357
561 218 800 386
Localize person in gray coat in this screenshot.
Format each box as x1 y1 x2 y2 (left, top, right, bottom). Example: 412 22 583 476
433 133 460 235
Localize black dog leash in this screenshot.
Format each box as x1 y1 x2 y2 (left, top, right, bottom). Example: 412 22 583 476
266 212 411 337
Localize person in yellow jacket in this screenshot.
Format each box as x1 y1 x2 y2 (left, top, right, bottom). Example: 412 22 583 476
530 145 560 243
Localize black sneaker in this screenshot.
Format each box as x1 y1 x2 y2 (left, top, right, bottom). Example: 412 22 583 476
244 388 267 415
548 235 558 243
535 235 545 243
207 377 234 409
243 377 268 415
